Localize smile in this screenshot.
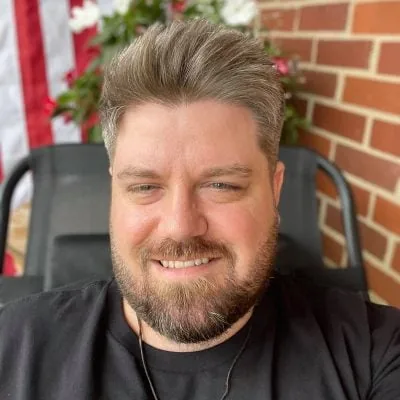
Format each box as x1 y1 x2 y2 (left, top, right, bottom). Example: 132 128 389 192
159 258 212 269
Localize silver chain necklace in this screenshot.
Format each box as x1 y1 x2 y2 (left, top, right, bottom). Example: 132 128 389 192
138 318 253 400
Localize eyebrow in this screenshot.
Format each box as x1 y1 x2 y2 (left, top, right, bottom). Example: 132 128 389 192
116 167 161 180
116 164 253 181
201 164 253 179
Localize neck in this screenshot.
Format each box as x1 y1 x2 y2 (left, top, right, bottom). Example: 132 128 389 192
122 299 254 352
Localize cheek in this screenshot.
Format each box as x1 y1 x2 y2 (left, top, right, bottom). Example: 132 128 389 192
111 193 156 249
208 202 271 259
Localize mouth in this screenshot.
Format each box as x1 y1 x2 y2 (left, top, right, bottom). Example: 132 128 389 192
157 258 215 269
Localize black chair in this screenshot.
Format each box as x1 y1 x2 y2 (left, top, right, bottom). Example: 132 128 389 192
0 144 111 305
277 146 368 298
0 144 368 305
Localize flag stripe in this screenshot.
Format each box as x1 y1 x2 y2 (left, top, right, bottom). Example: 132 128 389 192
0 0 30 187
14 0 53 149
39 0 81 144
70 0 98 76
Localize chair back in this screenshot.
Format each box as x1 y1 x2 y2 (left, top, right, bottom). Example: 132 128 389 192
278 146 322 267
278 146 368 297
1 144 110 280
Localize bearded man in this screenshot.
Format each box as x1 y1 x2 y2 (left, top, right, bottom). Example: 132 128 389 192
0 19 399 400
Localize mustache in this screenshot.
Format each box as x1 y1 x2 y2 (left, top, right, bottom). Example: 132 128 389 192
138 237 234 262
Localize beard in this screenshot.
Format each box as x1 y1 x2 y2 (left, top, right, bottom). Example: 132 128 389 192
111 214 278 344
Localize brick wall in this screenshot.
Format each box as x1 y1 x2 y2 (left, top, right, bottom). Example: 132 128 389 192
259 0 400 307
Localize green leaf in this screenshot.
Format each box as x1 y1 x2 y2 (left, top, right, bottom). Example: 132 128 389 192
56 91 77 104
88 124 103 143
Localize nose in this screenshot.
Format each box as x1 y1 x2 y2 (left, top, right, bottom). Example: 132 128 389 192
158 187 208 241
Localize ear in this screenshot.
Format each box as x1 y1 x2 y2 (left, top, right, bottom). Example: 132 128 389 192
272 161 285 207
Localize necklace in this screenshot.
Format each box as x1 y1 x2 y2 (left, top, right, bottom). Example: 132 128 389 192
138 318 253 400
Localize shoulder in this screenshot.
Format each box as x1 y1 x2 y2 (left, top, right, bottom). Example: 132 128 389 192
0 280 114 394
274 272 400 325
273 274 400 396
0 279 112 336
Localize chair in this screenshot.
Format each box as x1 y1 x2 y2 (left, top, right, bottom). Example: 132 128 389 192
0 144 368 306
0 144 111 305
277 146 368 298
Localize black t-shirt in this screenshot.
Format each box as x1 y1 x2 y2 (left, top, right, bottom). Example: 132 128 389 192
0 275 399 399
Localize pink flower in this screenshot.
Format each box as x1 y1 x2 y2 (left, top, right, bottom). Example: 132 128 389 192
171 0 186 13
63 113 73 124
135 25 147 35
43 96 57 116
64 69 77 86
272 57 290 76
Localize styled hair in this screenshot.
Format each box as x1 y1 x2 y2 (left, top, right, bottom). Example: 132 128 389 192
100 19 284 165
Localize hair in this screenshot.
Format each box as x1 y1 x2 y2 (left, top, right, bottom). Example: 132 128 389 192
100 19 285 165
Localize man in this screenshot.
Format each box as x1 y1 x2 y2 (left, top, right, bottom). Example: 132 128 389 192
0 20 399 399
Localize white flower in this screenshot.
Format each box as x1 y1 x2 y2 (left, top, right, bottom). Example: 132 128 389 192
114 0 132 15
69 0 101 34
221 0 257 26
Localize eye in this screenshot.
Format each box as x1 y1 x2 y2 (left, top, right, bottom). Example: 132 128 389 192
208 182 242 191
128 184 159 194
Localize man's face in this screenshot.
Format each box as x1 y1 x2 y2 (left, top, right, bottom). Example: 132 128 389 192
110 100 284 343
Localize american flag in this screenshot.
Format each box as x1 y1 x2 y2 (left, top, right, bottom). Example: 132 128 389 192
0 0 113 206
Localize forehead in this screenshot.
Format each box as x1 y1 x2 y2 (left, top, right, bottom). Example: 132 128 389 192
114 100 267 174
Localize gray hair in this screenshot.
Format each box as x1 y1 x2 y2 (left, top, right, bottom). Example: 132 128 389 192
100 19 284 165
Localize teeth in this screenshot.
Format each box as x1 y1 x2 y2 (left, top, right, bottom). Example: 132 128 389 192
160 258 210 269
184 261 194 267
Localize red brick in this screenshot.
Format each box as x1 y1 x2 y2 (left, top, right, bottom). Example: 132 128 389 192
373 197 400 235
378 43 400 76
325 204 344 234
313 104 365 142
261 9 296 31
299 4 348 31
370 120 400 158
317 40 372 69
272 37 313 61
392 243 400 274
322 233 343 265
343 77 400 115
365 260 400 308
316 170 338 199
298 130 332 158
335 145 400 191
303 70 337 98
353 2 400 34
360 222 388 260
350 183 371 217
326 204 387 260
